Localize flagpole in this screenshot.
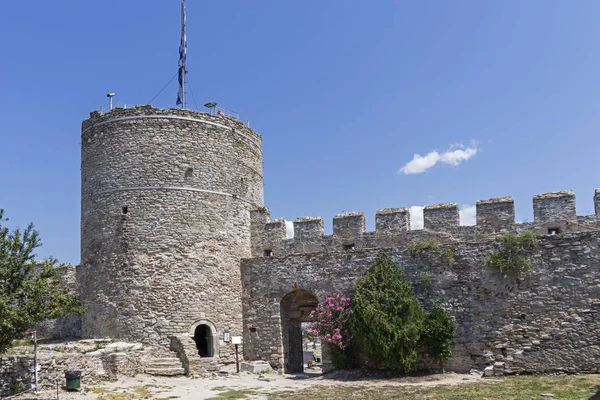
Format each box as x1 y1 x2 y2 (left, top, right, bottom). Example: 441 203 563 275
180 0 186 109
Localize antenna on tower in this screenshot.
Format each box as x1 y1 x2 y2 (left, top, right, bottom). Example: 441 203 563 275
176 0 187 109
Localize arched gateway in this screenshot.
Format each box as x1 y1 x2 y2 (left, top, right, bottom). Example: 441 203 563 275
280 290 319 373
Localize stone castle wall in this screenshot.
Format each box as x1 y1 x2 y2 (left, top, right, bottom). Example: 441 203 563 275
79 106 264 362
34 264 81 340
250 190 599 258
242 189 600 374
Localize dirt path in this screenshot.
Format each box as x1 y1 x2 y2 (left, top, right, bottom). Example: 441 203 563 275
17 368 483 400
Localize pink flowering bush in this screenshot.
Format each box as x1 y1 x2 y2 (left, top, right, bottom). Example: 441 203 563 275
306 293 352 350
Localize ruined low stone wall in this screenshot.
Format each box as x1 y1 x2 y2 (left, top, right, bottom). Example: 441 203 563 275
0 342 151 396
241 231 600 375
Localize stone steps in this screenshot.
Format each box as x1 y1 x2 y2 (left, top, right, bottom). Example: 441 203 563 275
145 353 185 376
170 334 222 376
148 359 184 368
145 367 186 376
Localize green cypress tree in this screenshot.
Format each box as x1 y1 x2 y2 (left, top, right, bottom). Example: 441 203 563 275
350 252 425 372
420 306 456 370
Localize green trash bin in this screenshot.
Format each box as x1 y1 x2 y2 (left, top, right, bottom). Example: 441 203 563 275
65 370 81 390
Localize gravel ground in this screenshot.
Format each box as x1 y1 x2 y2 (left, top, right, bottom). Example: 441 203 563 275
10 367 482 400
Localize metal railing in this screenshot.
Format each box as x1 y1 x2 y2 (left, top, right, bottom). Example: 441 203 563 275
96 101 251 128
98 102 142 113
211 105 251 128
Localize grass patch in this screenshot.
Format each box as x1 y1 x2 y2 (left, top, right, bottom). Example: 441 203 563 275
11 339 32 347
206 388 258 399
133 385 153 398
96 385 155 400
97 393 136 400
267 374 600 400
88 386 110 394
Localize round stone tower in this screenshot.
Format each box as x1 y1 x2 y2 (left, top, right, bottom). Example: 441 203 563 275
79 105 263 359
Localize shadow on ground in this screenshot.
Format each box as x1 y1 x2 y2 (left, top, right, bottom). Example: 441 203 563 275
319 368 448 382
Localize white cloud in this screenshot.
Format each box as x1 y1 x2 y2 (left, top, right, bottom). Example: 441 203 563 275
398 144 478 175
409 206 424 230
459 204 476 226
285 220 294 239
439 148 478 166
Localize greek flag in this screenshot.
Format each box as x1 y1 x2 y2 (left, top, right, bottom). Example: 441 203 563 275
176 0 187 106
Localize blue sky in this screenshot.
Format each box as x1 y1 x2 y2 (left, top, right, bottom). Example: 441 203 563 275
1 1 599 264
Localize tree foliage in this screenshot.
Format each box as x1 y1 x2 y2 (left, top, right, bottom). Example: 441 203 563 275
420 306 456 364
0 209 83 354
485 231 537 276
349 252 426 372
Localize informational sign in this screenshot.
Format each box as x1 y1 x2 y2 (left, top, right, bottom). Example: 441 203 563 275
232 336 242 345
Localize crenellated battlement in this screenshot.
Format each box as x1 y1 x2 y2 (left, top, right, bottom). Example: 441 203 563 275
250 189 600 258
423 203 459 233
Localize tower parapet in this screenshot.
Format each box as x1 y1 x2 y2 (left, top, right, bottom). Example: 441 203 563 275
595 189 600 219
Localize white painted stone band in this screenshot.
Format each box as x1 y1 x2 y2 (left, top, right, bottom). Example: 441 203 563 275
89 186 261 207
82 115 262 152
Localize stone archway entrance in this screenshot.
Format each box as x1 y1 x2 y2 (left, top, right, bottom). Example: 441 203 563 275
193 324 213 357
280 290 319 373
189 319 219 359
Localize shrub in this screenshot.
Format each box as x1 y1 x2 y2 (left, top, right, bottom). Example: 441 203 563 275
350 252 425 372
328 343 360 370
306 293 351 350
420 306 456 368
485 231 537 276
407 240 455 264
419 274 433 287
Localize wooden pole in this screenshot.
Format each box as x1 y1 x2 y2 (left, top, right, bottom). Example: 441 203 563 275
33 331 38 393
235 344 239 373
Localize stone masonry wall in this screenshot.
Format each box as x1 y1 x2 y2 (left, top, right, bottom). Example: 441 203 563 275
35 264 82 340
243 189 600 374
79 106 264 363
242 231 600 374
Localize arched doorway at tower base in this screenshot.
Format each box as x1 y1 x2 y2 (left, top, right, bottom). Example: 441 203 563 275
189 319 220 358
